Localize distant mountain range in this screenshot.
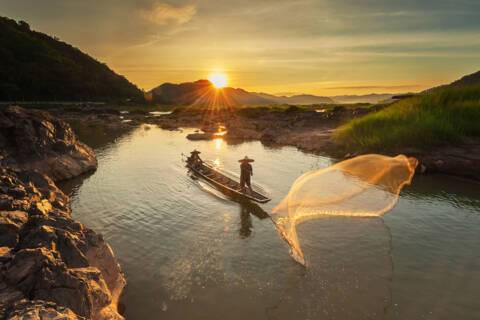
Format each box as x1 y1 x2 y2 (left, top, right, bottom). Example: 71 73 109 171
0 16 143 102
148 80 335 107
148 80 401 106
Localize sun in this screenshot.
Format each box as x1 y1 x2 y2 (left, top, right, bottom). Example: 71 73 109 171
208 72 228 89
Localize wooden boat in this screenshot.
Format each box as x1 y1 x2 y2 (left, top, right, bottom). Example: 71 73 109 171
187 160 271 204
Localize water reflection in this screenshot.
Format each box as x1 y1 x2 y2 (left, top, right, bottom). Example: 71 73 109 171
214 138 223 150
62 124 480 320
238 201 269 238
239 206 252 238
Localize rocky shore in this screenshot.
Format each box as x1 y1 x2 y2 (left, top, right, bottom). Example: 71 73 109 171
0 106 125 319
25 104 480 181
0 106 97 181
164 106 368 153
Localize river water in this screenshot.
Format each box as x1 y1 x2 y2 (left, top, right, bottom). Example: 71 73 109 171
60 124 480 320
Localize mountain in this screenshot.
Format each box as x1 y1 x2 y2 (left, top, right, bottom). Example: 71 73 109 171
0 16 143 102
331 94 397 104
256 93 334 105
149 80 272 106
149 80 334 106
448 70 480 87
425 70 480 93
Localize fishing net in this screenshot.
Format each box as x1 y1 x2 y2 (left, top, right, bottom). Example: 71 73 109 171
272 154 418 266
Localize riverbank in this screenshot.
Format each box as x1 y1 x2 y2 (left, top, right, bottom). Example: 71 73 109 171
334 85 480 180
0 106 125 319
16 102 480 181
154 105 480 181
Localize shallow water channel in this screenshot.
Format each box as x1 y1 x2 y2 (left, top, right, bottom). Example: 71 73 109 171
60 124 480 320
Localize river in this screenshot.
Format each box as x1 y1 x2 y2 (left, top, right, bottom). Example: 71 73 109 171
59 124 480 320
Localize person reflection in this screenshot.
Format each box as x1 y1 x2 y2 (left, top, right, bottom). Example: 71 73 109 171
238 201 269 238
239 204 253 238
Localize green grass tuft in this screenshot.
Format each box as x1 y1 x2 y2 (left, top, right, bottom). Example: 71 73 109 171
334 85 480 152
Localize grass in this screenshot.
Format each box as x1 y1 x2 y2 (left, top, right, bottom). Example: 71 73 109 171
334 84 480 152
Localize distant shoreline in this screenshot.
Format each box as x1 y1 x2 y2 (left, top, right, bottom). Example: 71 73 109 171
20 102 479 182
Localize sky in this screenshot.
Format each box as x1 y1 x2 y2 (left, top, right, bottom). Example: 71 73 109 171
1 0 480 95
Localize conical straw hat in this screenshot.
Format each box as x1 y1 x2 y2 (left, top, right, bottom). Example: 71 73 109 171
239 156 254 162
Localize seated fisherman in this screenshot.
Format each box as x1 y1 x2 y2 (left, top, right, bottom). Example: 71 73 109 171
188 150 202 168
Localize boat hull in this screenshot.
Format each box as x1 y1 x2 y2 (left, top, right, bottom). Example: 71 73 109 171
187 162 271 204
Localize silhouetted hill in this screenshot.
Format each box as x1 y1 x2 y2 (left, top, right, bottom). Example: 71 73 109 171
425 70 480 93
0 16 143 102
256 92 334 105
149 80 334 106
449 70 480 87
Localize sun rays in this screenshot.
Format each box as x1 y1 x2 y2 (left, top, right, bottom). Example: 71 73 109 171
208 72 228 89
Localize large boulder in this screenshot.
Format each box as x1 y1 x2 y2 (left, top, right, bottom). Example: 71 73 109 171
0 106 97 181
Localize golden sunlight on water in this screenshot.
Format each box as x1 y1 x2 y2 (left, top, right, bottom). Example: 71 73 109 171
62 125 480 319
214 138 223 150
272 154 418 266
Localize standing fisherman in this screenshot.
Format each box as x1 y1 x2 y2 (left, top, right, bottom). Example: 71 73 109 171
239 156 254 193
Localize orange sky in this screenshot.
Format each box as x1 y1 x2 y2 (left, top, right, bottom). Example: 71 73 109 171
1 0 480 95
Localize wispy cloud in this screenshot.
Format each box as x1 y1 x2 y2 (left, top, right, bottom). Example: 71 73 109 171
138 2 196 26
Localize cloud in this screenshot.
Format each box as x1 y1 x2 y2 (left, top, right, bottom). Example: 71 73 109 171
139 2 196 26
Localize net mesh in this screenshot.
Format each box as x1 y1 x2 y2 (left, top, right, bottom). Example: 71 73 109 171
272 154 418 266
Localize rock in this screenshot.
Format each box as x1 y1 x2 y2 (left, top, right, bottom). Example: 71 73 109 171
434 159 445 167
0 168 125 319
261 127 282 142
0 211 28 247
3 300 80 320
0 287 25 319
0 246 13 263
186 132 215 140
344 153 358 159
0 106 97 181
410 142 480 180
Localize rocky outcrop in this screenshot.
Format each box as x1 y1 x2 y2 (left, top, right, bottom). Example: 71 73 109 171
0 168 125 319
0 106 124 319
406 139 480 180
0 106 97 181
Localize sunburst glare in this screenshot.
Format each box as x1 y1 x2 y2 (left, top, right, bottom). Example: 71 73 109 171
208 72 228 89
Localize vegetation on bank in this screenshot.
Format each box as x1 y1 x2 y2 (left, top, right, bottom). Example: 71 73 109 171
334 85 480 152
0 17 144 102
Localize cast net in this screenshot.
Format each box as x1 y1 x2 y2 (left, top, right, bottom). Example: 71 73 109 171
272 154 418 266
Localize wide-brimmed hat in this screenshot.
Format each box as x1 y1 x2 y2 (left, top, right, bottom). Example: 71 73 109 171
238 156 254 163
190 149 201 154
